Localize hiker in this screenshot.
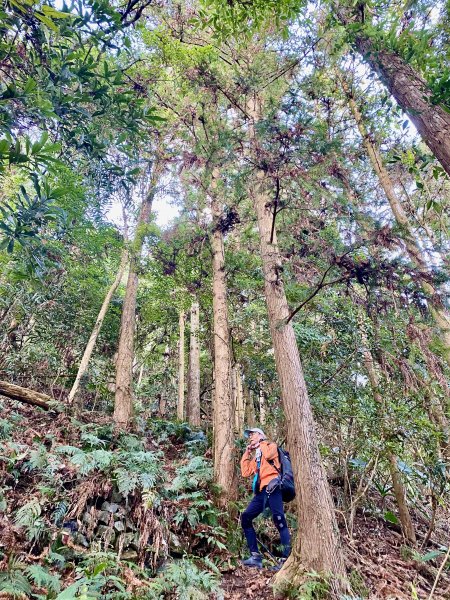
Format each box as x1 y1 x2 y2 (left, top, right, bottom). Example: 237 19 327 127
240 427 291 569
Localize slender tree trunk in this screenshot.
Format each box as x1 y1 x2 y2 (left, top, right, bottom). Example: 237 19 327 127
342 77 450 367
234 364 245 436
359 325 417 544
258 377 266 426
186 300 201 427
337 9 450 176
68 249 128 406
177 310 185 420
406 325 450 458
244 382 256 427
113 167 159 431
210 177 237 498
137 364 144 388
247 98 347 591
388 454 417 544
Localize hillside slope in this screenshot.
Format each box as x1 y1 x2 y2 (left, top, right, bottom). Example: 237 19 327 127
0 399 449 599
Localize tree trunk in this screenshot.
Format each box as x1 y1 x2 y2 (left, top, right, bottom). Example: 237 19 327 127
244 382 256 427
388 454 417 544
137 364 145 388
68 248 128 406
359 325 417 544
113 168 159 431
186 300 201 427
258 377 266 426
177 310 185 421
0 380 53 411
342 76 450 368
337 9 450 176
210 178 237 498
234 364 245 436
247 98 347 591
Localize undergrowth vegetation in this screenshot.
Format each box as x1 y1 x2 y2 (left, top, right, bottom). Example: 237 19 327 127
0 404 228 599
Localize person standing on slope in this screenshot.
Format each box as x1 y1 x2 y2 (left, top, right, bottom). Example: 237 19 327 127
240 427 291 569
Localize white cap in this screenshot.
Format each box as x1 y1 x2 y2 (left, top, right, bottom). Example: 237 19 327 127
244 427 266 439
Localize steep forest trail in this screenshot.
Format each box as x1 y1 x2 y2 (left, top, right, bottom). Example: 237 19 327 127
0 397 449 599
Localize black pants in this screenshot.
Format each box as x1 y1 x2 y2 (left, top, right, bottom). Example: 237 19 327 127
241 487 291 556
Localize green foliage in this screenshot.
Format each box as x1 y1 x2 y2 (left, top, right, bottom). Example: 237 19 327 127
0 175 67 253
169 457 213 493
0 556 32 599
274 570 331 600
52 501 68 527
14 498 46 542
26 564 61 596
146 559 222 600
55 443 163 495
348 569 369 598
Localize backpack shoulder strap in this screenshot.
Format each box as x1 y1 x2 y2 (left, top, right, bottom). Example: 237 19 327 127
267 447 282 474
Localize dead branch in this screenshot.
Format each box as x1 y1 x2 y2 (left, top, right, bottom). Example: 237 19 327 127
0 380 53 411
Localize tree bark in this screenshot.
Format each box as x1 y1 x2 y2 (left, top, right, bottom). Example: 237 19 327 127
247 98 347 591
113 167 159 431
244 383 256 428
234 364 245 436
210 178 237 499
342 76 450 368
388 454 417 545
258 377 266 426
68 248 128 406
0 380 53 411
337 9 450 176
177 310 185 421
186 300 201 427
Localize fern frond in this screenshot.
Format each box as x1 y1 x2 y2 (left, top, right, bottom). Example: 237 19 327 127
27 444 49 471
114 468 139 495
14 498 45 541
0 556 31 598
53 500 68 526
26 564 61 594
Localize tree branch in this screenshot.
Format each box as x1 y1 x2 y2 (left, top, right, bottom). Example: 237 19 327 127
286 272 349 324
269 177 280 244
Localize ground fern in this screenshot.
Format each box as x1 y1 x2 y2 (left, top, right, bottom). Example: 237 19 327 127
14 498 46 542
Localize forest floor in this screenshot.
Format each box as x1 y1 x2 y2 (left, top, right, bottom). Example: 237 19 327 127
0 398 449 599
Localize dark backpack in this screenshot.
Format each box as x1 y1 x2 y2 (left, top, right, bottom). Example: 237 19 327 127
268 447 296 503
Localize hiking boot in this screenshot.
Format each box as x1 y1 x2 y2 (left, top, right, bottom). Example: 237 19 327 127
269 558 287 572
242 552 263 568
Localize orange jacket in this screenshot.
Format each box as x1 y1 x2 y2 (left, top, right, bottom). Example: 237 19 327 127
240 441 280 490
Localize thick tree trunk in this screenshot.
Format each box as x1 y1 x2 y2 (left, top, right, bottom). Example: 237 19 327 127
186 301 201 427
337 9 450 176
68 249 128 406
177 310 185 421
113 170 159 431
210 180 237 498
360 328 417 544
342 77 450 368
247 98 347 591
0 380 52 410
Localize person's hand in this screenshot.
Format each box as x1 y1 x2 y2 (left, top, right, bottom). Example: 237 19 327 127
247 441 260 451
